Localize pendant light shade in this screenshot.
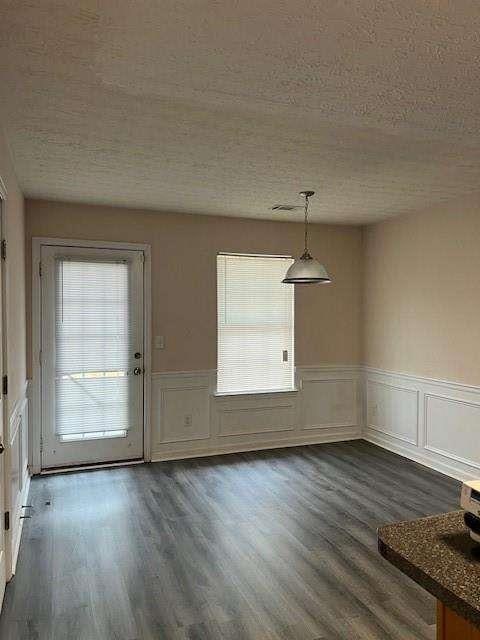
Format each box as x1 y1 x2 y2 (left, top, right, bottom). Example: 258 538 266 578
281 191 331 285
282 250 331 284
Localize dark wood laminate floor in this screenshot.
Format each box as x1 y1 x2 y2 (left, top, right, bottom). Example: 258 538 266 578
0 440 460 640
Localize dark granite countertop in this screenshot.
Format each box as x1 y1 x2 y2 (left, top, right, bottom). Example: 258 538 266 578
378 511 480 629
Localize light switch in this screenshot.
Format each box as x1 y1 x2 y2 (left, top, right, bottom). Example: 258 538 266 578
155 335 165 349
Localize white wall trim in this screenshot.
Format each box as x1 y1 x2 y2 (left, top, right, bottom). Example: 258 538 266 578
298 364 362 372
4 384 29 579
151 364 364 379
0 181 9 601
364 366 480 481
151 429 361 463
150 365 480 480
31 235 41 473
10 475 29 576
367 424 418 446
363 428 479 480
27 349 480 481
151 365 363 462
153 369 216 379
31 237 152 472
423 392 480 468
301 378 357 430
30 236 151 252
366 379 419 446
365 365 480 396
8 382 28 436
216 400 297 438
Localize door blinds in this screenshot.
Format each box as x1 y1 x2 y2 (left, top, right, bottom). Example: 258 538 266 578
54 258 133 436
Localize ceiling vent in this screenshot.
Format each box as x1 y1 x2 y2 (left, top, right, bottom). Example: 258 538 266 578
271 204 303 211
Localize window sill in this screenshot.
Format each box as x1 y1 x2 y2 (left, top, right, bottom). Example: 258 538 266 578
213 387 299 398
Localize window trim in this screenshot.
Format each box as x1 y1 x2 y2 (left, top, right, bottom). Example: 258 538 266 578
213 386 299 398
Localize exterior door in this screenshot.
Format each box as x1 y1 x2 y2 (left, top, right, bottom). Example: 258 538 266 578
40 246 145 469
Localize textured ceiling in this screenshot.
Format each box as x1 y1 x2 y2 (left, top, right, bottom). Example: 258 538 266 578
2 1 480 223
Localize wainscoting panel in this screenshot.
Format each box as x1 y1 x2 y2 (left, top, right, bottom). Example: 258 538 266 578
9 414 21 518
7 386 30 577
153 372 212 447
27 363 480 481
159 387 210 444
151 366 362 461
424 393 480 468
366 379 418 445
302 378 357 430
216 394 297 437
365 367 480 481
151 366 480 479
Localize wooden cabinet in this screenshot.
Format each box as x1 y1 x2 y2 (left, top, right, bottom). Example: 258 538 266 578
437 601 480 640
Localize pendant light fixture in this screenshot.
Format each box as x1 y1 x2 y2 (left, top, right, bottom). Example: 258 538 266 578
281 190 331 284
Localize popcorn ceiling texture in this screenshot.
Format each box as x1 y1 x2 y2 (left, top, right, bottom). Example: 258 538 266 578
2 1 480 223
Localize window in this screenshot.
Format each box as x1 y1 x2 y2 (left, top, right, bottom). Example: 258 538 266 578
217 253 295 394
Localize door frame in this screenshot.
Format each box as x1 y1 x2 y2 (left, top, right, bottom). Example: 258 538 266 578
0 177 8 594
31 237 152 474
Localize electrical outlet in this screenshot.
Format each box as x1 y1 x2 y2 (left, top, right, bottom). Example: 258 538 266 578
155 335 165 349
184 414 192 428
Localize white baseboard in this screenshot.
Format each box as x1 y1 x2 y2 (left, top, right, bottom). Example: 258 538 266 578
363 431 473 481
151 428 361 463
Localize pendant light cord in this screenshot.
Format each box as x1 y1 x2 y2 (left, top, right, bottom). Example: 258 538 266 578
304 194 309 253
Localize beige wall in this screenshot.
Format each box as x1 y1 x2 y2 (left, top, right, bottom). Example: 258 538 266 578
364 195 480 385
0 127 26 415
26 199 363 376
27 195 480 388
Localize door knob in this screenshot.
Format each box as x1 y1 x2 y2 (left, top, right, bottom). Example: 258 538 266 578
133 367 143 376
0 442 4 454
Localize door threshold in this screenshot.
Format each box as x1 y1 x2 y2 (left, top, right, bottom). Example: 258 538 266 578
40 458 145 475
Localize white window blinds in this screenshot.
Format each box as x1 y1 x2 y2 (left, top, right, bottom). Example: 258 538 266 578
54 258 133 437
217 253 295 394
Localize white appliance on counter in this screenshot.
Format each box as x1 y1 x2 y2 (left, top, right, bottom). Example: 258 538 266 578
460 480 480 543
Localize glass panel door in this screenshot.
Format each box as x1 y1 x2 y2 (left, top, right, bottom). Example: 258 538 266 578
41 246 144 469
